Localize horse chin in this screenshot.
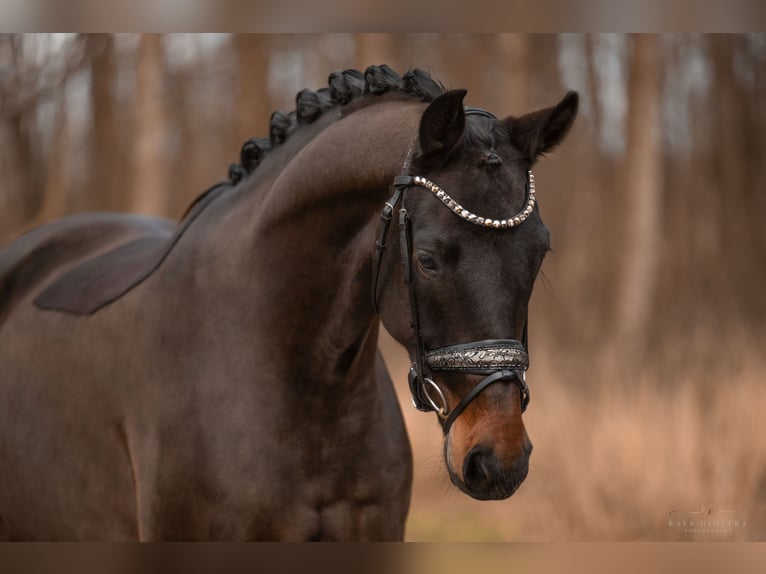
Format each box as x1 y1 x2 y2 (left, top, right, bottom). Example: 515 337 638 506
446 466 526 501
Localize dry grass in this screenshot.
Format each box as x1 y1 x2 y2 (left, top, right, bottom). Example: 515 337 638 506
378 331 766 541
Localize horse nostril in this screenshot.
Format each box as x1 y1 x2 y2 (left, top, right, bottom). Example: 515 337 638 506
522 436 533 456
463 445 493 491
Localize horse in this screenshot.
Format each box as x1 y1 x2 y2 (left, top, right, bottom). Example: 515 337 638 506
0 65 578 540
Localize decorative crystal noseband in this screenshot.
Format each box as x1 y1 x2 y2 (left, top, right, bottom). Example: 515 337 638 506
420 338 531 432
426 339 529 374
411 171 536 229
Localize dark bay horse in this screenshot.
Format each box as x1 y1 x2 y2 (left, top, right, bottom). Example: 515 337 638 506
0 66 577 540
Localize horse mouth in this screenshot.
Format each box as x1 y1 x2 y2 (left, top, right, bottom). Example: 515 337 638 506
449 464 529 501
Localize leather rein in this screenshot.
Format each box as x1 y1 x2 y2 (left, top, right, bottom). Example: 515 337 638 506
372 108 533 434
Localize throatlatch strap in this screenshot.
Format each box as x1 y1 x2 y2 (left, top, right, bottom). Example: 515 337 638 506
371 177 412 312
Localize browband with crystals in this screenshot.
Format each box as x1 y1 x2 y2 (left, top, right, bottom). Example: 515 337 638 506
410 170 536 229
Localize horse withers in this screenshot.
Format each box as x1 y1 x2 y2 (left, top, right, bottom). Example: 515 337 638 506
0 66 577 540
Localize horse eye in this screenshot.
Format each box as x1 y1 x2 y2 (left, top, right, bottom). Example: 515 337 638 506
417 252 438 272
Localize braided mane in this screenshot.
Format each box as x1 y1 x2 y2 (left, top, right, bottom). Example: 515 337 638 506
226 65 445 186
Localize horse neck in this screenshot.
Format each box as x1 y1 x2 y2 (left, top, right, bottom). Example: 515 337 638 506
201 99 423 385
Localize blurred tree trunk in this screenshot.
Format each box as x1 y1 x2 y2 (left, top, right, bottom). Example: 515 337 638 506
168 63 197 217
495 34 529 114
615 34 663 350
0 35 45 237
707 35 766 330
39 89 70 223
453 35 489 109
234 34 270 144
583 34 603 142
355 34 396 70
528 34 564 104
85 34 121 211
131 34 168 216
710 36 745 249
6 111 44 223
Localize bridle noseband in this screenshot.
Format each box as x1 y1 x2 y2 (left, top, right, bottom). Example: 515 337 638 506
372 108 535 433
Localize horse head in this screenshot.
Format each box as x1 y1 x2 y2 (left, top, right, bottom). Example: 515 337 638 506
377 88 579 500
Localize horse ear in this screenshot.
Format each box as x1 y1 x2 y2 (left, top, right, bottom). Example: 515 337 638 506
418 89 467 161
507 91 579 161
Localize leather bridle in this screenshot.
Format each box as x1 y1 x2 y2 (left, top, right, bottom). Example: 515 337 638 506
372 108 533 433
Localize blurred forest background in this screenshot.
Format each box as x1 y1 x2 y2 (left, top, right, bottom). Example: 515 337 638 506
1 33 765 540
